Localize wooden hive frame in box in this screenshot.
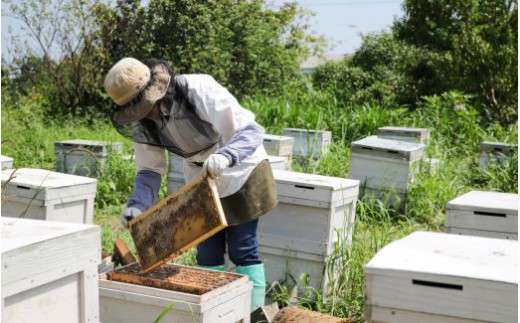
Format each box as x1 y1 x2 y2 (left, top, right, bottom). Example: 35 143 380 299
129 175 227 274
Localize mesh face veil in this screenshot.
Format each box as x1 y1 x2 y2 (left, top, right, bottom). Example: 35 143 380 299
110 59 222 158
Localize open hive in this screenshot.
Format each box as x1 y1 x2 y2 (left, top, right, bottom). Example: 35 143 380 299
99 264 252 323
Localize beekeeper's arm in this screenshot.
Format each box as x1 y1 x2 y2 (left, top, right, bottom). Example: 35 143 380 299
184 74 264 176
121 143 166 227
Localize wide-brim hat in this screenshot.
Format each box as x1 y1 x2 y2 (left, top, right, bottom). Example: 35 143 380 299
104 58 171 124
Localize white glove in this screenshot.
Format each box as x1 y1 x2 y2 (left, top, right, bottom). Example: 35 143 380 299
120 206 142 228
202 154 230 179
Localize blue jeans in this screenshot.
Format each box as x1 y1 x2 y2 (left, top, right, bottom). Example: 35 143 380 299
196 219 261 267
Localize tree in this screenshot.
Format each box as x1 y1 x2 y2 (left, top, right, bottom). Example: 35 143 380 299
393 0 518 124
95 0 325 98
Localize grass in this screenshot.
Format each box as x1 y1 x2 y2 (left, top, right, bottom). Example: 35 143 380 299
1 90 517 321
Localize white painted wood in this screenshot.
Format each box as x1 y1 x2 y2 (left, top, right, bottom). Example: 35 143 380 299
1 168 97 200
1 218 100 322
1 155 13 170
348 152 418 193
366 306 486 323
377 127 430 144
365 231 518 322
263 134 294 158
446 190 518 215
351 136 425 161
282 128 332 158
258 170 359 296
98 268 252 323
1 168 97 224
447 228 518 240
268 155 291 170
479 141 517 168
55 139 123 155
446 210 517 234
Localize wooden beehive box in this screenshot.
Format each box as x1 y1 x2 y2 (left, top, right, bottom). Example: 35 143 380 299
377 127 430 144
446 190 518 240
54 139 123 176
268 155 291 170
1 168 97 224
365 231 518 323
263 134 294 160
99 263 252 323
2 217 100 323
479 141 517 168
282 128 332 158
129 176 226 274
257 170 359 296
1 155 13 170
348 136 425 198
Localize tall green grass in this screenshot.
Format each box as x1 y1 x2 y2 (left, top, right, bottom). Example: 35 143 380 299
2 89 517 320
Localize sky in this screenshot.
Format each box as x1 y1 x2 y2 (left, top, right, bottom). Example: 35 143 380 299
267 0 404 54
1 0 404 62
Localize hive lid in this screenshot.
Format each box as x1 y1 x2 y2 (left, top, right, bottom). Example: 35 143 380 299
351 136 425 161
54 139 123 155
447 190 518 214
263 134 294 143
1 168 97 200
273 170 358 191
378 126 430 137
365 231 517 284
481 141 517 153
1 155 13 163
1 217 98 253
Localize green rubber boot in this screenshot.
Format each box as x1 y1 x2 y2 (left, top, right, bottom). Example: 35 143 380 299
198 264 226 271
235 263 266 312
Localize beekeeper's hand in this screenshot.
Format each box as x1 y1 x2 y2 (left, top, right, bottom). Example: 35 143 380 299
203 154 230 179
120 206 142 228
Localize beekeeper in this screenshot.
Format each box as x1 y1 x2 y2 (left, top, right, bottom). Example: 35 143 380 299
103 58 277 311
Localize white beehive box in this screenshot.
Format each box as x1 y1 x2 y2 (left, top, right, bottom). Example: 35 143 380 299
268 155 290 170
365 231 518 323
282 128 332 158
479 141 517 168
1 168 97 224
2 217 101 323
99 267 252 323
1 155 14 170
263 134 294 160
348 136 425 194
377 127 430 144
55 139 123 176
446 191 518 240
258 170 359 296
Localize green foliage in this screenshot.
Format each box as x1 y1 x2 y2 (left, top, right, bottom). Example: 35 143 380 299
94 0 325 100
394 0 518 123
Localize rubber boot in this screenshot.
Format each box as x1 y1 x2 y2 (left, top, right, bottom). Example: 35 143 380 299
198 264 226 272
235 263 266 312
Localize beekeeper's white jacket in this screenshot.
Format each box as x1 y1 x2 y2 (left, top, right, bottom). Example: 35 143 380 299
133 74 268 198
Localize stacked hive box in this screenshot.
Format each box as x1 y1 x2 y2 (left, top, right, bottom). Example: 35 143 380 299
377 126 439 173
257 170 360 296
267 155 290 170
99 265 252 323
167 153 186 194
348 136 425 206
263 134 294 165
365 231 517 323
446 190 518 240
282 128 331 158
479 141 517 168
1 168 97 224
55 140 123 176
377 127 430 144
1 155 13 170
2 217 100 323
